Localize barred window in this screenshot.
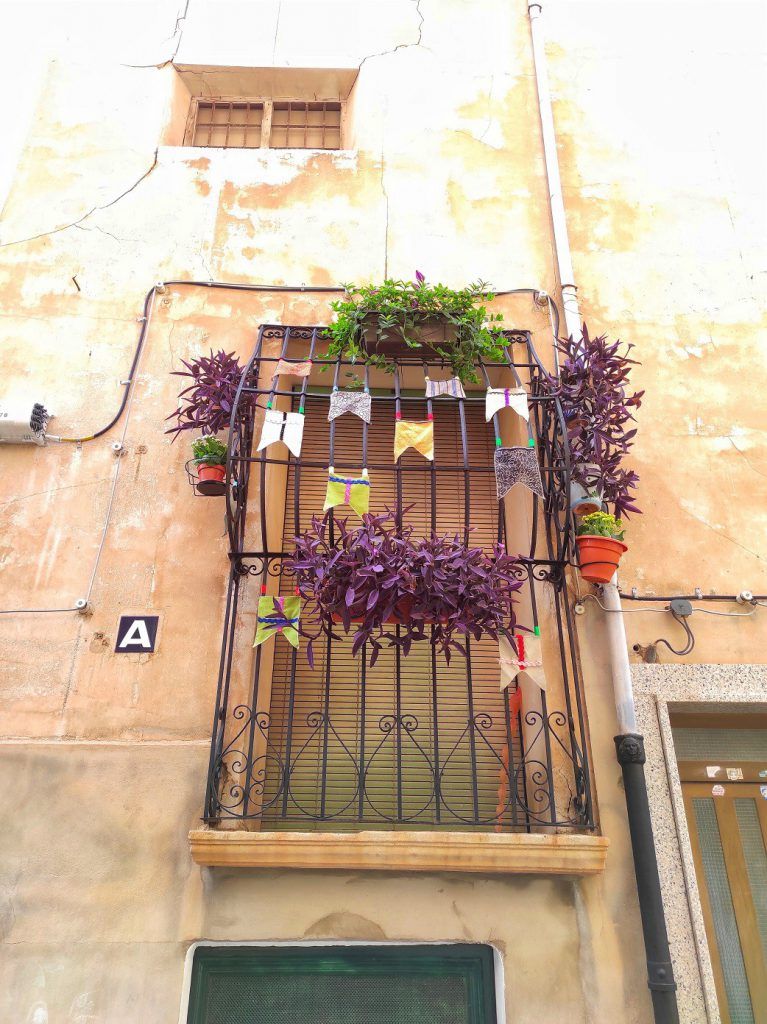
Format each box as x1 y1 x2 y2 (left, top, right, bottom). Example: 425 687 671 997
185 99 343 150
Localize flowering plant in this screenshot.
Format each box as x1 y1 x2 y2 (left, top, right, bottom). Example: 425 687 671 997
288 510 523 667
548 325 644 517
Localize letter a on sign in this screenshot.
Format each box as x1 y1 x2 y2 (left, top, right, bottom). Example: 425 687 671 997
115 615 159 653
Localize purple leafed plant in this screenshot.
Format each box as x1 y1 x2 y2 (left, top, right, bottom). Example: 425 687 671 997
548 324 644 517
165 349 247 440
287 510 523 668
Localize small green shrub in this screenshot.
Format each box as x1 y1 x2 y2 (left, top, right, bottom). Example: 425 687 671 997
323 272 505 383
191 435 227 466
576 511 624 541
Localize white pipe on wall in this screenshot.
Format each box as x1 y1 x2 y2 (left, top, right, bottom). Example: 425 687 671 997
527 2 638 732
528 2 581 343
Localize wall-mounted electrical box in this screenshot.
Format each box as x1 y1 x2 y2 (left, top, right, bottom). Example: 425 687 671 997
0 400 51 446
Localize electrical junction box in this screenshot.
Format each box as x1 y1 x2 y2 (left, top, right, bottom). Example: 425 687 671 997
0 399 51 446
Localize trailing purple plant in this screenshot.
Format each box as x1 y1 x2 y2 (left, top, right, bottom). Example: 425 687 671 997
165 349 247 440
547 324 644 517
288 510 523 668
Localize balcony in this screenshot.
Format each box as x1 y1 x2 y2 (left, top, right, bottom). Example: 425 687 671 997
189 325 607 875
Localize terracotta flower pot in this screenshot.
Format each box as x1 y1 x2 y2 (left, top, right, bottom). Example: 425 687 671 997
575 535 628 585
196 463 226 496
332 596 414 626
360 313 459 359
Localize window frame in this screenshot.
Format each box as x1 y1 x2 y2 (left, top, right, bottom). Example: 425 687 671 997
185 943 499 1024
183 96 345 150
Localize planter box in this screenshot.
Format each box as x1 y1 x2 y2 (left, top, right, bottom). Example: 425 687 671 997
360 313 459 359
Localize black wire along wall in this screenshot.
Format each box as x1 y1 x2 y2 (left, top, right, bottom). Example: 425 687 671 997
203 325 594 833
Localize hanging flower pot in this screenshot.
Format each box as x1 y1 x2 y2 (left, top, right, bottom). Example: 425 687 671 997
575 512 627 584
191 435 228 496
332 596 414 626
360 312 459 359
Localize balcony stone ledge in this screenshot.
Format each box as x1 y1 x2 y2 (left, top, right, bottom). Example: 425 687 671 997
189 829 609 875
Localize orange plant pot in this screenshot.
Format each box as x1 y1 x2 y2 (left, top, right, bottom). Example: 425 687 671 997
575 535 628 585
332 596 414 626
196 464 226 496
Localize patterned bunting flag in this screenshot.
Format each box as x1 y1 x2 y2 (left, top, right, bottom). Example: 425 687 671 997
274 359 312 378
494 446 543 499
323 468 371 517
328 390 372 424
256 410 305 458
485 386 529 422
253 595 301 649
394 419 434 461
499 633 547 691
425 377 466 400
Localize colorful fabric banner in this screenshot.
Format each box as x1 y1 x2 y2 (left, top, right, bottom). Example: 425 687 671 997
253 595 301 649
256 410 305 457
328 390 372 423
499 633 547 691
485 386 529 422
274 359 312 378
394 419 434 461
323 468 371 517
425 377 466 400
494 446 543 499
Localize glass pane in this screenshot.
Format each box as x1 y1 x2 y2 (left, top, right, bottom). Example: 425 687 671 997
673 728 767 761
694 798 755 1023
202 971 470 1024
735 799 767 955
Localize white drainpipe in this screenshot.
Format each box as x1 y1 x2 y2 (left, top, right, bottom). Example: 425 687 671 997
527 8 679 1019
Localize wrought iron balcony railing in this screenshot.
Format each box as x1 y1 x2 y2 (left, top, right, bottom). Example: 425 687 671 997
202 326 595 833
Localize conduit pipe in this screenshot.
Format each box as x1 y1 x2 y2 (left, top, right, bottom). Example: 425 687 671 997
527 6 679 1022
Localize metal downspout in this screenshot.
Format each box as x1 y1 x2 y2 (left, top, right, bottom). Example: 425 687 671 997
527 5 680 1022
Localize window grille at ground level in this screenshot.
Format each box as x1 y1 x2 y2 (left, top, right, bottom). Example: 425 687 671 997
186 99 342 150
186 945 498 1024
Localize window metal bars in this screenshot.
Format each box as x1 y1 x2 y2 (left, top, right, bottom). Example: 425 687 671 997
204 325 594 832
189 100 341 150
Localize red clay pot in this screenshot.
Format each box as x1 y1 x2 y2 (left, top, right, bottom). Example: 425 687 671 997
575 535 628 585
332 596 414 626
196 463 226 496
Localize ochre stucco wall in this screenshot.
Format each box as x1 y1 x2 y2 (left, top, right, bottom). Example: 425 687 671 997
1 1 764 1021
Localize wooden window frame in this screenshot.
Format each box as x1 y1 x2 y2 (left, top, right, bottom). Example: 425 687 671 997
183 97 345 150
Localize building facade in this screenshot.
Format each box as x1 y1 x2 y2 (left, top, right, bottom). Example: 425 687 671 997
1 1 765 1022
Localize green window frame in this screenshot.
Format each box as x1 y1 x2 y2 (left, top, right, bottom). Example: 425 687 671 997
187 943 498 1024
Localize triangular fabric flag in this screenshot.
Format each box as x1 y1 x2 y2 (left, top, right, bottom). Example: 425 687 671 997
485 386 529 422
256 410 305 458
394 419 434 461
274 359 312 378
323 468 371 517
499 633 547 691
253 595 301 648
328 390 372 423
494 446 543 499
425 377 466 400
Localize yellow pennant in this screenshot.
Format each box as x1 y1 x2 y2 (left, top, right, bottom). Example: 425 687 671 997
394 419 434 461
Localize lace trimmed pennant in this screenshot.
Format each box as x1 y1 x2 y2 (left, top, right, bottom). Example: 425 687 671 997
328 390 372 424
499 633 547 691
274 359 312 378
494 446 543 499
256 409 305 458
253 595 300 649
485 386 529 422
394 419 434 461
425 377 466 400
324 468 371 517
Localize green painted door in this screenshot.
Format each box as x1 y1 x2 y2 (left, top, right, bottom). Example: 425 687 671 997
187 945 498 1024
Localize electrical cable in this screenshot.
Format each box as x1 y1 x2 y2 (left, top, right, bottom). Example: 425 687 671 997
619 590 767 603
577 592 762 619
654 609 695 657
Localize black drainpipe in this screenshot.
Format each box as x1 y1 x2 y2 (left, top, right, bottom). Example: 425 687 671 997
615 733 680 1024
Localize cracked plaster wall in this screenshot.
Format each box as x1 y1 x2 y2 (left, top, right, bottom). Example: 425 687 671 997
0 1 764 1021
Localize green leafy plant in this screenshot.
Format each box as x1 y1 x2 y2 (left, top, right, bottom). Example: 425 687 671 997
323 271 506 383
575 511 624 540
191 435 227 466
